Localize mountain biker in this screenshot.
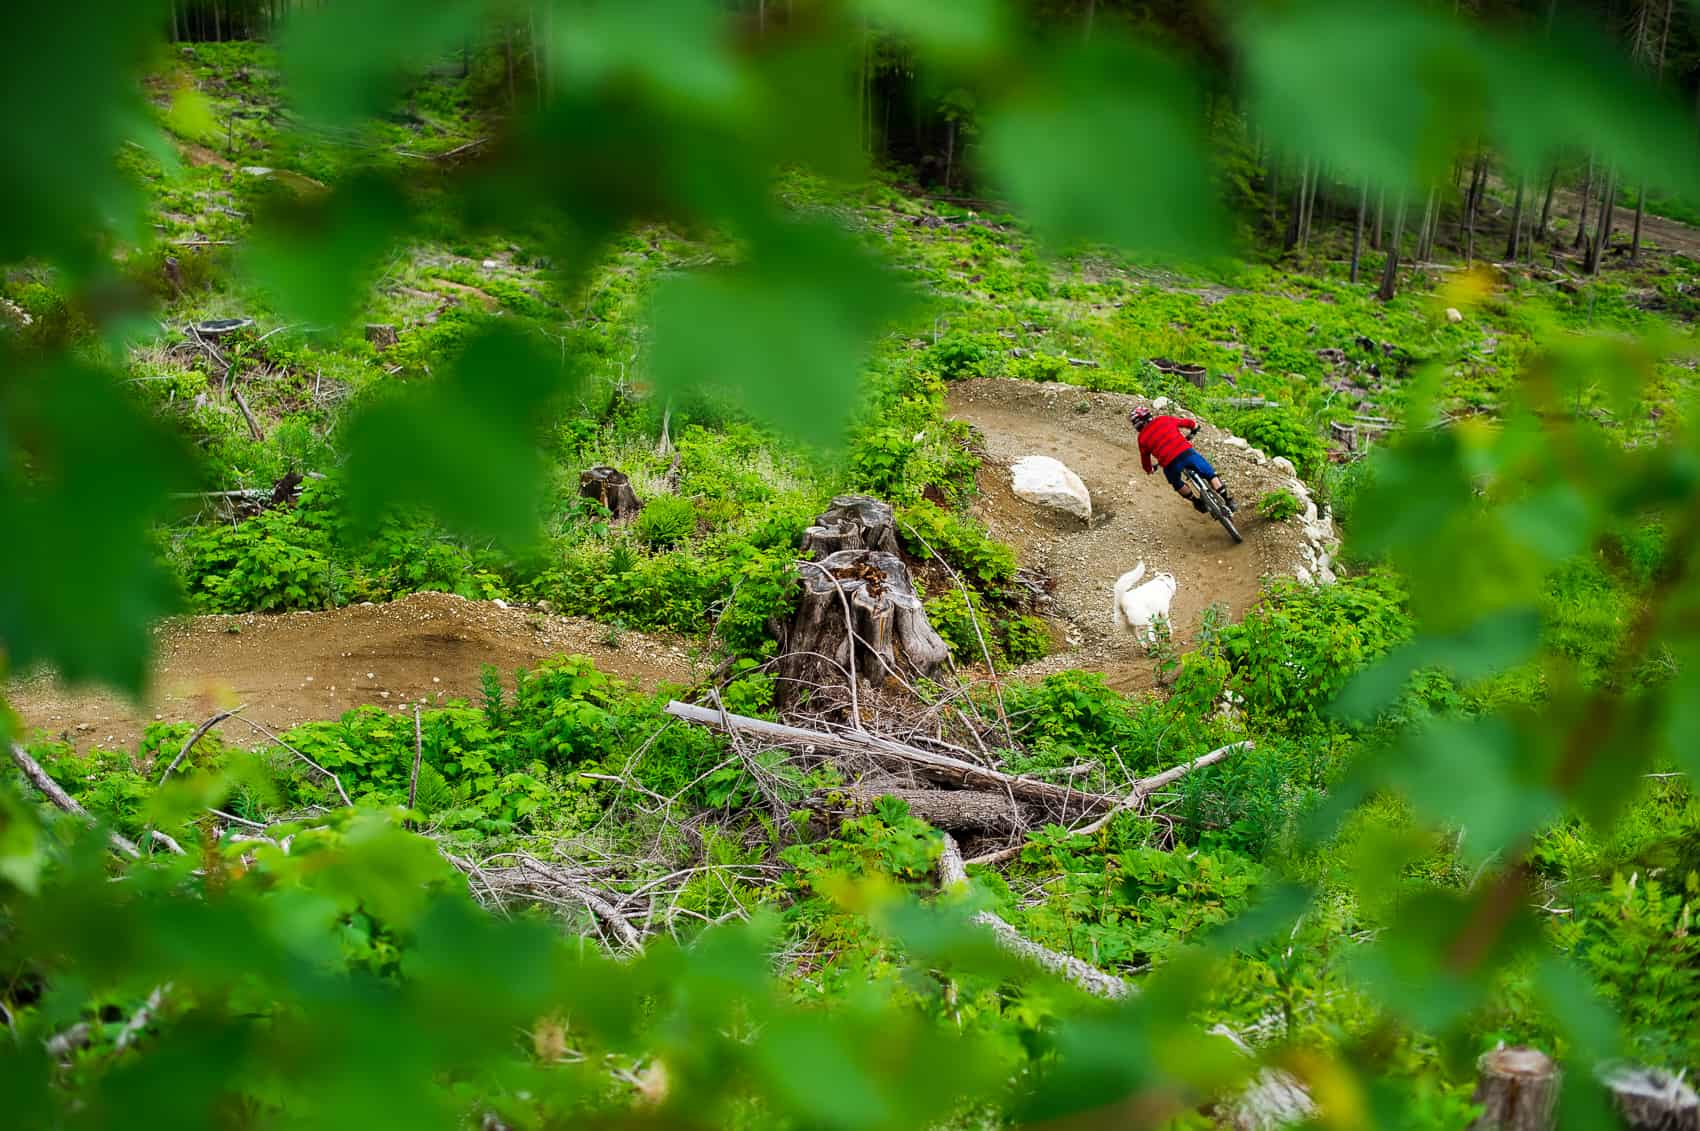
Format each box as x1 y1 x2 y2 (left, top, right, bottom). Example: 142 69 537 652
1130 406 1235 515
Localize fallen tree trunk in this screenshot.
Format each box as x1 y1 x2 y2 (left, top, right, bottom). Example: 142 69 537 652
836 787 1026 836
7 742 178 858
663 701 1116 817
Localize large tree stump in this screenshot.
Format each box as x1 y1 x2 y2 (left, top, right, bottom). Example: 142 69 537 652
1469 1046 1560 1131
1598 1064 1700 1131
775 549 949 711
579 466 643 521
800 495 901 559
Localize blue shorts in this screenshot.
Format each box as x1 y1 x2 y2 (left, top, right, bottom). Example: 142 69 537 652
1162 448 1216 491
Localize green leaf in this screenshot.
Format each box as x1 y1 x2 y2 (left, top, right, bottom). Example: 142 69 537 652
647 218 915 449
0 0 166 271
282 0 483 126
1336 610 1542 723
244 175 410 329
1387 717 1560 866
342 325 575 545
0 362 192 692
1240 0 1481 192
982 38 1226 262
551 0 742 109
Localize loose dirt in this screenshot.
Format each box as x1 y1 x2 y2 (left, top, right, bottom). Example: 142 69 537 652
6 591 701 752
947 378 1318 696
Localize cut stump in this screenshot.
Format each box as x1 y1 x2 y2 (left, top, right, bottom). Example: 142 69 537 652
801 495 901 558
1469 1046 1560 1131
579 466 643 521
775 549 948 712
1598 1063 1700 1131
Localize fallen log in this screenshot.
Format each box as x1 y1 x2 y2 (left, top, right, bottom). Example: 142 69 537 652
8 742 163 858
965 741 1253 867
663 701 1115 817
836 787 1025 836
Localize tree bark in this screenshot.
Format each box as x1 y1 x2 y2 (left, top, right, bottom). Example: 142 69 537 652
1537 166 1558 241
1350 182 1368 284
1505 177 1526 263
1378 196 1408 302
775 551 951 713
1469 1046 1560 1131
801 495 902 558
578 466 643 520
1598 1063 1700 1130
1574 154 1595 250
1589 168 1618 275
1283 159 1308 253
839 787 1025 835
663 701 1117 815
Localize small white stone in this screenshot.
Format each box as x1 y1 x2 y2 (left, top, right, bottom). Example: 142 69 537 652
482 258 498 269
433 677 441 684
1153 396 1172 410
1446 307 1463 323
492 598 508 609
1248 448 1268 463
1271 456 1296 476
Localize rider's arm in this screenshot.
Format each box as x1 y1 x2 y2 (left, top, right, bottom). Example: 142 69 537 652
1140 442 1154 474
1179 417 1198 435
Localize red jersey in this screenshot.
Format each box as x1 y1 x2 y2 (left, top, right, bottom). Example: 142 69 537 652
1139 415 1197 473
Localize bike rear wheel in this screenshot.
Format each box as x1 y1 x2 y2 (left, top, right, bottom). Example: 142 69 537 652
1187 470 1242 544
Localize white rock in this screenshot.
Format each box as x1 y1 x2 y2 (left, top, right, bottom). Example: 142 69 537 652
481 258 498 269
1222 435 1249 449
1248 448 1268 463
1446 307 1463 323
1302 498 1319 524
493 598 509 609
1271 456 1296 476
1011 456 1093 522
1320 565 1338 585
1295 565 1315 586
1153 396 1171 410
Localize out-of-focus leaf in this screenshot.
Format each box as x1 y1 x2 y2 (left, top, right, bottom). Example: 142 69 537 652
244 175 408 328
1386 717 1560 866
343 325 574 545
982 38 1226 262
282 0 483 125
648 219 914 449
552 0 742 108
1662 646 1700 779
0 362 192 692
0 784 45 895
1492 15 1700 197
1240 0 1481 192
853 0 1009 63
1336 610 1542 723
1 0 166 271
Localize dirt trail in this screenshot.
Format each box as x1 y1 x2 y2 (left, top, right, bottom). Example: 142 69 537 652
6 591 699 752
948 379 1322 696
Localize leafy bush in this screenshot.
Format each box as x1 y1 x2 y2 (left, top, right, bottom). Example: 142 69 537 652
897 503 1017 586
1224 406 1327 479
1257 488 1302 522
1218 571 1413 728
634 494 698 549
1002 614 1050 665
179 506 331 612
926 331 1002 379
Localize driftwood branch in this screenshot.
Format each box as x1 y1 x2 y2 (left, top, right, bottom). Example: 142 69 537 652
159 706 246 782
10 742 143 858
965 741 1253 867
663 701 1115 816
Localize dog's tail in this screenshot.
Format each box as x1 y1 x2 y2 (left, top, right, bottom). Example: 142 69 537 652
1111 561 1146 630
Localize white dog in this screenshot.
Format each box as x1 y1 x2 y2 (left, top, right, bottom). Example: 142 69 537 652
1112 561 1177 644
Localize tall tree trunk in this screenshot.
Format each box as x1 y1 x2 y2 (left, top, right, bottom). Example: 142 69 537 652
1590 168 1619 274
1463 153 1487 260
1505 177 1526 262
1084 0 1096 42
1573 155 1595 250
1537 166 1557 241
943 118 956 192
529 6 544 106
505 23 516 106
1350 182 1368 284
1378 196 1408 301
171 0 180 41
1373 187 1385 250
1284 159 1308 253
1417 187 1438 262
1299 163 1320 251
1632 187 1649 260
213 0 222 41
1268 160 1281 236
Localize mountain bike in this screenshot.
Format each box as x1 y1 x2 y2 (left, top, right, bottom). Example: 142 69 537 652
1181 465 1242 544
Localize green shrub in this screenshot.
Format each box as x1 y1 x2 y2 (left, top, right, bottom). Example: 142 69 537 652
926 331 1003 379
897 504 1017 586
1225 406 1326 478
1257 489 1303 522
179 507 331 613
924 587 988 661
634 495 698 549
1002 615 1050 665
